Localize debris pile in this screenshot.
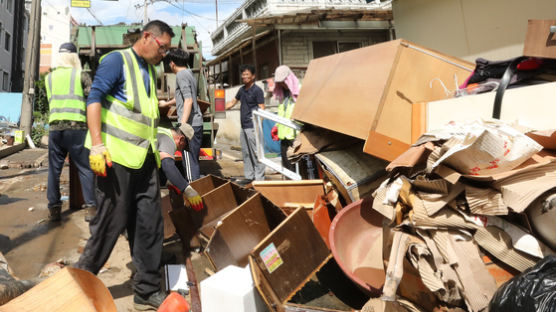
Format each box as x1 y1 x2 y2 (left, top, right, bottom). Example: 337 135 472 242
367 119 556 311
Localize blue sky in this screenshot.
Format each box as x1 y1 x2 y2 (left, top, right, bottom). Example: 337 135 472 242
45 0 244 59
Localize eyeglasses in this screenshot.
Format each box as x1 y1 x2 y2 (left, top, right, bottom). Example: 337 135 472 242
148 32 169 55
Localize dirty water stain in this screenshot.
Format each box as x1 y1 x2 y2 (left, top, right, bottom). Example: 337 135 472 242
2 216 83 280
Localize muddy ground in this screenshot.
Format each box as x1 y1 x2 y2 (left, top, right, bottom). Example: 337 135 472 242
0 147 355 311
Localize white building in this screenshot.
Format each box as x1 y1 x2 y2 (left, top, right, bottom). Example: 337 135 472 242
40 3 72 73
209 0 393 86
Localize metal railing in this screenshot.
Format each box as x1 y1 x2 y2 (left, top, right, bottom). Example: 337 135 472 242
252 109 302 180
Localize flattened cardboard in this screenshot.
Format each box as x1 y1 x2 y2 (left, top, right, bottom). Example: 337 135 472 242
417 183 465 217
435 151 556 183
493 161 556 213
473 226 537 272
464 186 508 216
385 143 434 171
526 129 556 150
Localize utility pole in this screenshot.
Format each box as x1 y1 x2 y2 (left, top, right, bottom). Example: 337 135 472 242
20 0 41 137
144 0 148 25
215 0 218 28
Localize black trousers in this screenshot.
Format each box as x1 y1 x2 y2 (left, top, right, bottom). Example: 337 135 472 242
182 125 203 183
75 153 163 297
280 139 295 172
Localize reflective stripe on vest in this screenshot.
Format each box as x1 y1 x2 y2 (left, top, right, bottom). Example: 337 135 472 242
85 48 160 169
46 67 86 123
276 97 296 140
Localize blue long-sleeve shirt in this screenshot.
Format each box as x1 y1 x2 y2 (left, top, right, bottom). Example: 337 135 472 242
87 48 152 105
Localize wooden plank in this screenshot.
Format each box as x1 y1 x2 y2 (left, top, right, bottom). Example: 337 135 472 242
0 143 25 159
250 208 331 304
371 40 473 160
249 255 283 312
252 180 325 210
284 303 350 312
193 182 237 228
205 194 272 271
169 207 201 250
292 40 400 140
411 102 427 144
0 267 116 312
523 19 556 59
363 131 410 162
160 194 177 239
189 174 228 196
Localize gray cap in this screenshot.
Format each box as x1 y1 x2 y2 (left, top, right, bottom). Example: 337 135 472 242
179 123 194 140
274 65 291 82
59 42 77 53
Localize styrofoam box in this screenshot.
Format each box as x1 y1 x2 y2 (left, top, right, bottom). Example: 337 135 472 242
200 264 268 312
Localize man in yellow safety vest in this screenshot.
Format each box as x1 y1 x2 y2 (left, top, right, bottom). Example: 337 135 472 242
75 20 174 310
45 42 96 222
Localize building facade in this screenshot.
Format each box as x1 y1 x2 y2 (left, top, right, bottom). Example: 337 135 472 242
0 0 28 92
392 0 556 62
208 0 393 86
39 3 72 73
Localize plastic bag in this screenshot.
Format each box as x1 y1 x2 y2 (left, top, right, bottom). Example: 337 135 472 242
489 255 556 312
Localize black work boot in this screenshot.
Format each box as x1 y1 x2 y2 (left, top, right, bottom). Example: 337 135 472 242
48 204 62 222
83 204 97 222
133 290 167 311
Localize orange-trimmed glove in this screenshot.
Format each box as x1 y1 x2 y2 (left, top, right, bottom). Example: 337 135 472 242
89 143 112 177
184 185 204 211
271 125 279 141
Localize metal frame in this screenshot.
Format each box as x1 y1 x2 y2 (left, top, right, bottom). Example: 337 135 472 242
252 109 302 180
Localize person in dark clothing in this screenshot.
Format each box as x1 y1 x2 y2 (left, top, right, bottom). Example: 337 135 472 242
159 48 203 183
45 42 96 222
225 64 266 184
75 20 174 311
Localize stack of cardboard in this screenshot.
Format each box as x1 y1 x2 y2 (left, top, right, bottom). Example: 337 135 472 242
366 120 556 311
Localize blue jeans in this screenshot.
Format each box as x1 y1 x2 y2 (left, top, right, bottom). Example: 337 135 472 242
47 129 95 209
182 125 203 183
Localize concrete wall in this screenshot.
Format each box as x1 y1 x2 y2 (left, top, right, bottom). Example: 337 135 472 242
392 0 556 62
0 0 15 91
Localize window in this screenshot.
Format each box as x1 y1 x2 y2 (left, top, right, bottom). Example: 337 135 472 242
4 32 10 51
312 41 337 59
0 23 3 43
3 72 9 91
6 0 12 13
312 41 362 59
338 42 361 53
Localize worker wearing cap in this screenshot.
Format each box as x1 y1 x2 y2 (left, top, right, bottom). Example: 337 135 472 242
75 20 174 310
158 48 203 184
45 42 96 222
157 123 203 211
271 65 301 173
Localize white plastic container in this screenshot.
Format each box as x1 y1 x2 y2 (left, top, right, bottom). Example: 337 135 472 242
200 264 267 312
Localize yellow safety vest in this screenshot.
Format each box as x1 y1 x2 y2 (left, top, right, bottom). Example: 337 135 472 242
45 67 86 124
277 96 296 140
85 48 160 169
157 127 176 153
